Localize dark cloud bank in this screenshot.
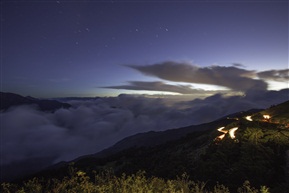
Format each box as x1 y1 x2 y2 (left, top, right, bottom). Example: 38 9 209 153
126 62 268 92
1 89 288 172
105 62 288 94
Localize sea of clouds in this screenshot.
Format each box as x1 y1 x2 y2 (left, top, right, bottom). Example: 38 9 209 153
1 89 288 180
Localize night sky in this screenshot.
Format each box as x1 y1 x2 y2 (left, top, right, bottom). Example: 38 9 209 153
2 0 288 97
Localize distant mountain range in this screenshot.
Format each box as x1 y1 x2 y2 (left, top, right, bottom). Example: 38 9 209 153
0 92 71 111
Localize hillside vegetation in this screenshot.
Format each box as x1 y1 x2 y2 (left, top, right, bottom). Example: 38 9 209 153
1 169 271 193
252 100 289 125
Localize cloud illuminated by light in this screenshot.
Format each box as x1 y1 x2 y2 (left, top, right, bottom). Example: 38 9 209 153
103 61 288 96
266 80 288 91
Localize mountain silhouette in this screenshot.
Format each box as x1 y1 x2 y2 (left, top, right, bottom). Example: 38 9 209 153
0 92 71 111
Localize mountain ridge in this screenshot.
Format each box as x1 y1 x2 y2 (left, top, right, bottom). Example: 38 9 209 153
0 92 71 111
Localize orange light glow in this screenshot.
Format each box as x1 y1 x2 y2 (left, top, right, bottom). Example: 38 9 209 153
217 127 227 133
216 126 228 140
263 115 270 119
229 127 238 139
218 134 226 140
216 126 239 141
245 116 253 121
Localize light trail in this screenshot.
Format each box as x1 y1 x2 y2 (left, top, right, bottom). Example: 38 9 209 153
216 126 238 140
229 127 238 139
217 134 226 140
217 127 227 133
216 126 228 140
245 116 253 121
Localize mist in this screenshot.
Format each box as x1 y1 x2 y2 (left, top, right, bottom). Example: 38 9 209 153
1 89 288 179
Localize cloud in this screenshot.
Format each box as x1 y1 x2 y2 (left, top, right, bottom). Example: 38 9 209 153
232 63 246 68
174 89 289 124
1 89 288 180
103 81 213 94
257 69 289 81
125 61 268 91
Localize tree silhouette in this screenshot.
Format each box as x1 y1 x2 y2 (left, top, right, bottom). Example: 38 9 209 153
243 128 264 145
263 127 289 155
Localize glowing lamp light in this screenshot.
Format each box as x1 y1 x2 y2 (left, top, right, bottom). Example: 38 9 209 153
263 115 270 119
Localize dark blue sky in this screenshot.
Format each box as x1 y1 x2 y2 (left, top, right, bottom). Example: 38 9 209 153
2 0 288 97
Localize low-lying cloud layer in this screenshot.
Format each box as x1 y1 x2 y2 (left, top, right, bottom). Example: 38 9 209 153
1 89 288 171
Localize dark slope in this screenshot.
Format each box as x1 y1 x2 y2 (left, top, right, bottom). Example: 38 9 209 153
0 92 71 111
39 116 235 176
88 118 236 159
10 113 234 185
75 108 264 160
28 108 261 178
252 100 289 124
